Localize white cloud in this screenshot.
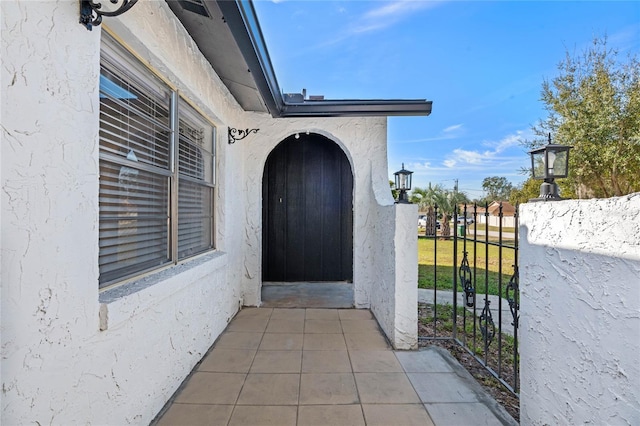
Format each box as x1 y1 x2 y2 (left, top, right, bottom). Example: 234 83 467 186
309 1 446 51
392 130 532 194
364 1 409 19
391 123 463 144
443 124 463 133
451 149 486 165
442 130 530 169
365 0 439 19
406 161 432 170
589 25 640 54
482 130 528 153
351 1 443 35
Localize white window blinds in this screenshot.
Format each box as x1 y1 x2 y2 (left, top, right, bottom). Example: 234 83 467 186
177 106 215 259
99 35 215 287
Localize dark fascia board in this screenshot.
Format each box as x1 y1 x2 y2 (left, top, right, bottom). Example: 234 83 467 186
281 99 432 117
217 0 432 118
217 0 284 117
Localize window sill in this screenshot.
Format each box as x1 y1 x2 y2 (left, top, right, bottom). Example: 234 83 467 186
99 251 227 331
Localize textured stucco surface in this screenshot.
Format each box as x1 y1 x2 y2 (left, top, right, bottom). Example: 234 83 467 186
368 202 418 349
392 204 419 349
239 115 418 348
1 2 242 423
1 0 418 423
519 194 640 425
241 114 392 306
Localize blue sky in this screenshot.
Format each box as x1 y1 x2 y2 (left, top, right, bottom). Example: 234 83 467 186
253 0 640 199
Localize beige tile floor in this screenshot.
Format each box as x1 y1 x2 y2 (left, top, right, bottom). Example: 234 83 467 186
154 308 516 426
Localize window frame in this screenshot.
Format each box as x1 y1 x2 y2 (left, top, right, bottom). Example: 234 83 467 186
98 34 217 289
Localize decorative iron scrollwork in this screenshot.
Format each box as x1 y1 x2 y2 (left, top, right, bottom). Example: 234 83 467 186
506 264 519 328
459 251 474 307
228 127 259 144
479 298 496 346
80 0 139 31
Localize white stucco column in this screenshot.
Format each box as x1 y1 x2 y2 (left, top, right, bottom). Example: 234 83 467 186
369 202 418 350
392 203 419 349
519 194 640 425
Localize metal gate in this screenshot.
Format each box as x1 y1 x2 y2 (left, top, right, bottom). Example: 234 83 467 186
419 203 519 396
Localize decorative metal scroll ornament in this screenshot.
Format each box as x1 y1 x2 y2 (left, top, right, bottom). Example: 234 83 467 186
479 299 496 346
459 251 475 307
506 265 520 328
80 0 138 31
228 127 259 144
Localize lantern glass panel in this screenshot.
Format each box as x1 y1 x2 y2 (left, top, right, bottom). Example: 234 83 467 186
399 173 408 190
549 150 569 178
531 151 546 179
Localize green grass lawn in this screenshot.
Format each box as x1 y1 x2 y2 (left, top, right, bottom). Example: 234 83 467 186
418 237 517 298
469 223 516 234
418 224 516 236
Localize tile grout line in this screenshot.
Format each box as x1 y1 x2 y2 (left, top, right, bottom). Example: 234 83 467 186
341 315 368 425
295 309 307 425
393 351 437 425
149 309 257 426
226 308 273 426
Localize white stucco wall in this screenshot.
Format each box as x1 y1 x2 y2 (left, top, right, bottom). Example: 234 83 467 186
1 0 420 422
239 116 419 349
367 203 418 349
1 1 244 423
519 194 640 425
240 114 401 308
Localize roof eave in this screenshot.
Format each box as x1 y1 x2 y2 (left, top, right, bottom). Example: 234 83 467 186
216 0 433 118
280 99 433 117
216 0 284 117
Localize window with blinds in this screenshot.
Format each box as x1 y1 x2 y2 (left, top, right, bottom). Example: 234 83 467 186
177 106 214 259
99 35 215 287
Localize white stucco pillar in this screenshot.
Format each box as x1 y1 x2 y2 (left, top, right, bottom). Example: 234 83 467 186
392 203 419 349
369 202 418 350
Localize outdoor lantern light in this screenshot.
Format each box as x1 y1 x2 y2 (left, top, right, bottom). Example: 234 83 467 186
394 163 413 204
529 134 572 201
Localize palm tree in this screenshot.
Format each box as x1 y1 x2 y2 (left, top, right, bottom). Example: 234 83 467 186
436 189 470 238
411 184 469 237
411 184 443 236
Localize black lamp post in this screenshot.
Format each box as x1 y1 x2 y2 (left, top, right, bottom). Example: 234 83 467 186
529 134 572 201
394 163 413 204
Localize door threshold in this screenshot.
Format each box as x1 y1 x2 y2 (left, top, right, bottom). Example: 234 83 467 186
261 282 354 308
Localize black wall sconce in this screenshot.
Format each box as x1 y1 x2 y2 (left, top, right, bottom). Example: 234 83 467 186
529 134 573 201
80 0 138 31
228 127 259 144
394 163 413 204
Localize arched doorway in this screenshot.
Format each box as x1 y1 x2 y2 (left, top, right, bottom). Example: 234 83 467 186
262 133 353 282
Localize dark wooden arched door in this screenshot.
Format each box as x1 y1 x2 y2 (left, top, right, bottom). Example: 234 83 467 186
262 134 353 282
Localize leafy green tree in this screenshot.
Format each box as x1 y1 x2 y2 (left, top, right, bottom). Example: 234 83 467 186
509 176 542 205
389 180 398 201
481 176 514 203
526 36 640 198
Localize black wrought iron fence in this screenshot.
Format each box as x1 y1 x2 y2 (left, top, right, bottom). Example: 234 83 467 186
419 202 519 396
